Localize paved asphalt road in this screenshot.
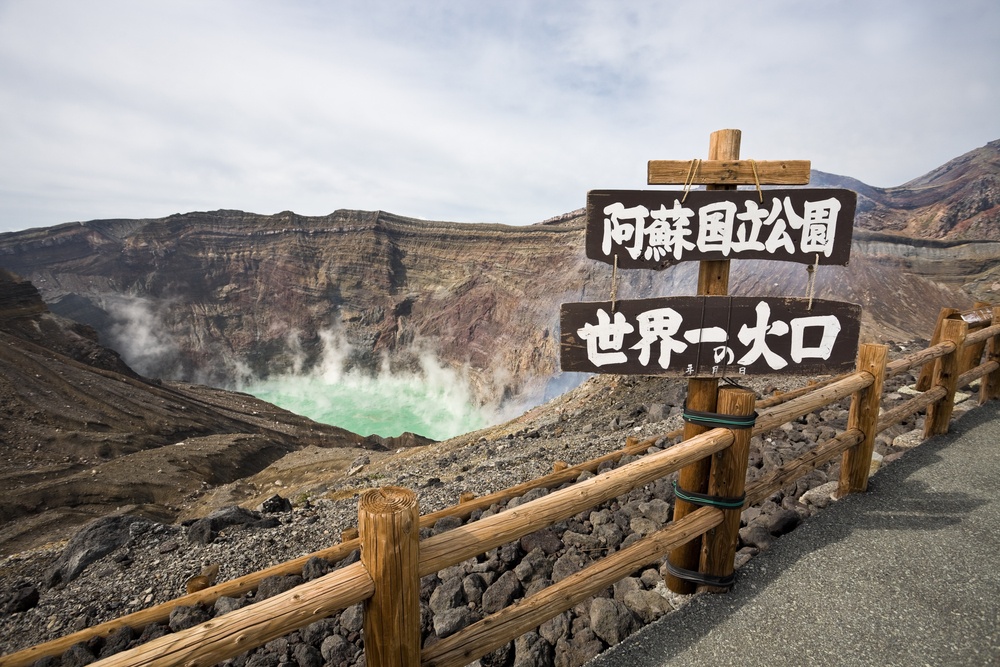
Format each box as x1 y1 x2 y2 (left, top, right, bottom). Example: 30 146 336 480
588 400 1000 667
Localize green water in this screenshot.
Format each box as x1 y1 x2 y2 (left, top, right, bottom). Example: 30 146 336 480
247 372 491 441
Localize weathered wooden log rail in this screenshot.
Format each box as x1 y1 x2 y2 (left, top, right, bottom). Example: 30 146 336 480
3 306 999 667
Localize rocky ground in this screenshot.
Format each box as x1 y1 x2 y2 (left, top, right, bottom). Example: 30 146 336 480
2 340 978 667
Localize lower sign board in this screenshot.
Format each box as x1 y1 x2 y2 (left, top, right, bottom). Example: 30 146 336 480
561 296 861 377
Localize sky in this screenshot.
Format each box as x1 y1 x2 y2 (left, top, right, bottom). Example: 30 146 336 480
0 1 998 234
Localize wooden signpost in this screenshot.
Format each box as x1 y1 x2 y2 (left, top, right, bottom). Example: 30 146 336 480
560 128 863 595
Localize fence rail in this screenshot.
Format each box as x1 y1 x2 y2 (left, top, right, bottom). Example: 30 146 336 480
3 306 999 667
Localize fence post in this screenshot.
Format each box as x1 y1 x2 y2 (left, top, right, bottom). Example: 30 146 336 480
979 306 1000 405
359 486 420 667
699 386 756 592
958 301 991 376
838 343 889 496
916 307 959 391
923 318 968 438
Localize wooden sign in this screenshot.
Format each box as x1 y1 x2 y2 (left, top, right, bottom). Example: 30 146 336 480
560 296 861 377
586 188 857 270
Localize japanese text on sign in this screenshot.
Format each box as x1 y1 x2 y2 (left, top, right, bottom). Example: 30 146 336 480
560 297 861 377
585 189 857 269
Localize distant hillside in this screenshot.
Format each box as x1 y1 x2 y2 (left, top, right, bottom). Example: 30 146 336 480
812 138 1000 240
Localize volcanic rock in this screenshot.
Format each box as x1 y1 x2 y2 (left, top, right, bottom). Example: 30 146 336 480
259 495 293 514
589 597 634 646
4 585 40 614
46 515 153 586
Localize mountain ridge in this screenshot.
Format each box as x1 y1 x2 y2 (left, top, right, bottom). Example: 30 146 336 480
811 138 1000 239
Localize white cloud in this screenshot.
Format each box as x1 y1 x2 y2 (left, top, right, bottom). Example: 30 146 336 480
0 0 997 232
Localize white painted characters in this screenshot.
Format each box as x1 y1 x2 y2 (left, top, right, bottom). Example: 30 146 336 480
601 196 842 262
576 300 843 374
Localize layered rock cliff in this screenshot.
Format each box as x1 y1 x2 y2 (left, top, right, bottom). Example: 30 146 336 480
0 205 984 414
0 211 600 407
0 140 995 420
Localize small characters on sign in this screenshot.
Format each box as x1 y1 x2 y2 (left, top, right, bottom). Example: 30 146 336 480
681 327 733 364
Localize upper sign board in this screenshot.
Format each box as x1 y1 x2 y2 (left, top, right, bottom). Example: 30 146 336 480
586 188 857 270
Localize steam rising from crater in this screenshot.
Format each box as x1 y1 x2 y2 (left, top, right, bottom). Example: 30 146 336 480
105 295 180 376
100 295 582 441
242 328 495 441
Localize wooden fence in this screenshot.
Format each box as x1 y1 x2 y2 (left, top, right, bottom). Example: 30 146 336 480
3 305 999 667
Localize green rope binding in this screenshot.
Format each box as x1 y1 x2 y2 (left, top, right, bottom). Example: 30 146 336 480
682 407 758 429
664 558 736 589
672 480 746 510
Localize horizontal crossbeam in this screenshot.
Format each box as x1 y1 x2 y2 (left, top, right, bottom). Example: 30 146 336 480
647 159 811 185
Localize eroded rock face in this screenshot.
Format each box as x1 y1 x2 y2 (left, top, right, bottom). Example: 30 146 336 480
0 211 600 406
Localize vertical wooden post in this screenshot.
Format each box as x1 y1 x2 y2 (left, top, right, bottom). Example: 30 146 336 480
838 343 889 496
667 128 740 594
979 306 1000 404
959 301 991 378
359 486 420 667
699 386 756 592
923 318 968 438
916 307 959 391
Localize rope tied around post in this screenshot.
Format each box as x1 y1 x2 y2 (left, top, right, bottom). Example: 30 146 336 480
664 559 736 589
672 480 746 510
610 254 620 312
682 406 758 430
806 253 820 310
749 158 764 203
680 159 702 203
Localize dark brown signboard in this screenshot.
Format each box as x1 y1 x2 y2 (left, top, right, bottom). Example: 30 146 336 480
586 189 857 270
561 296 861 377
